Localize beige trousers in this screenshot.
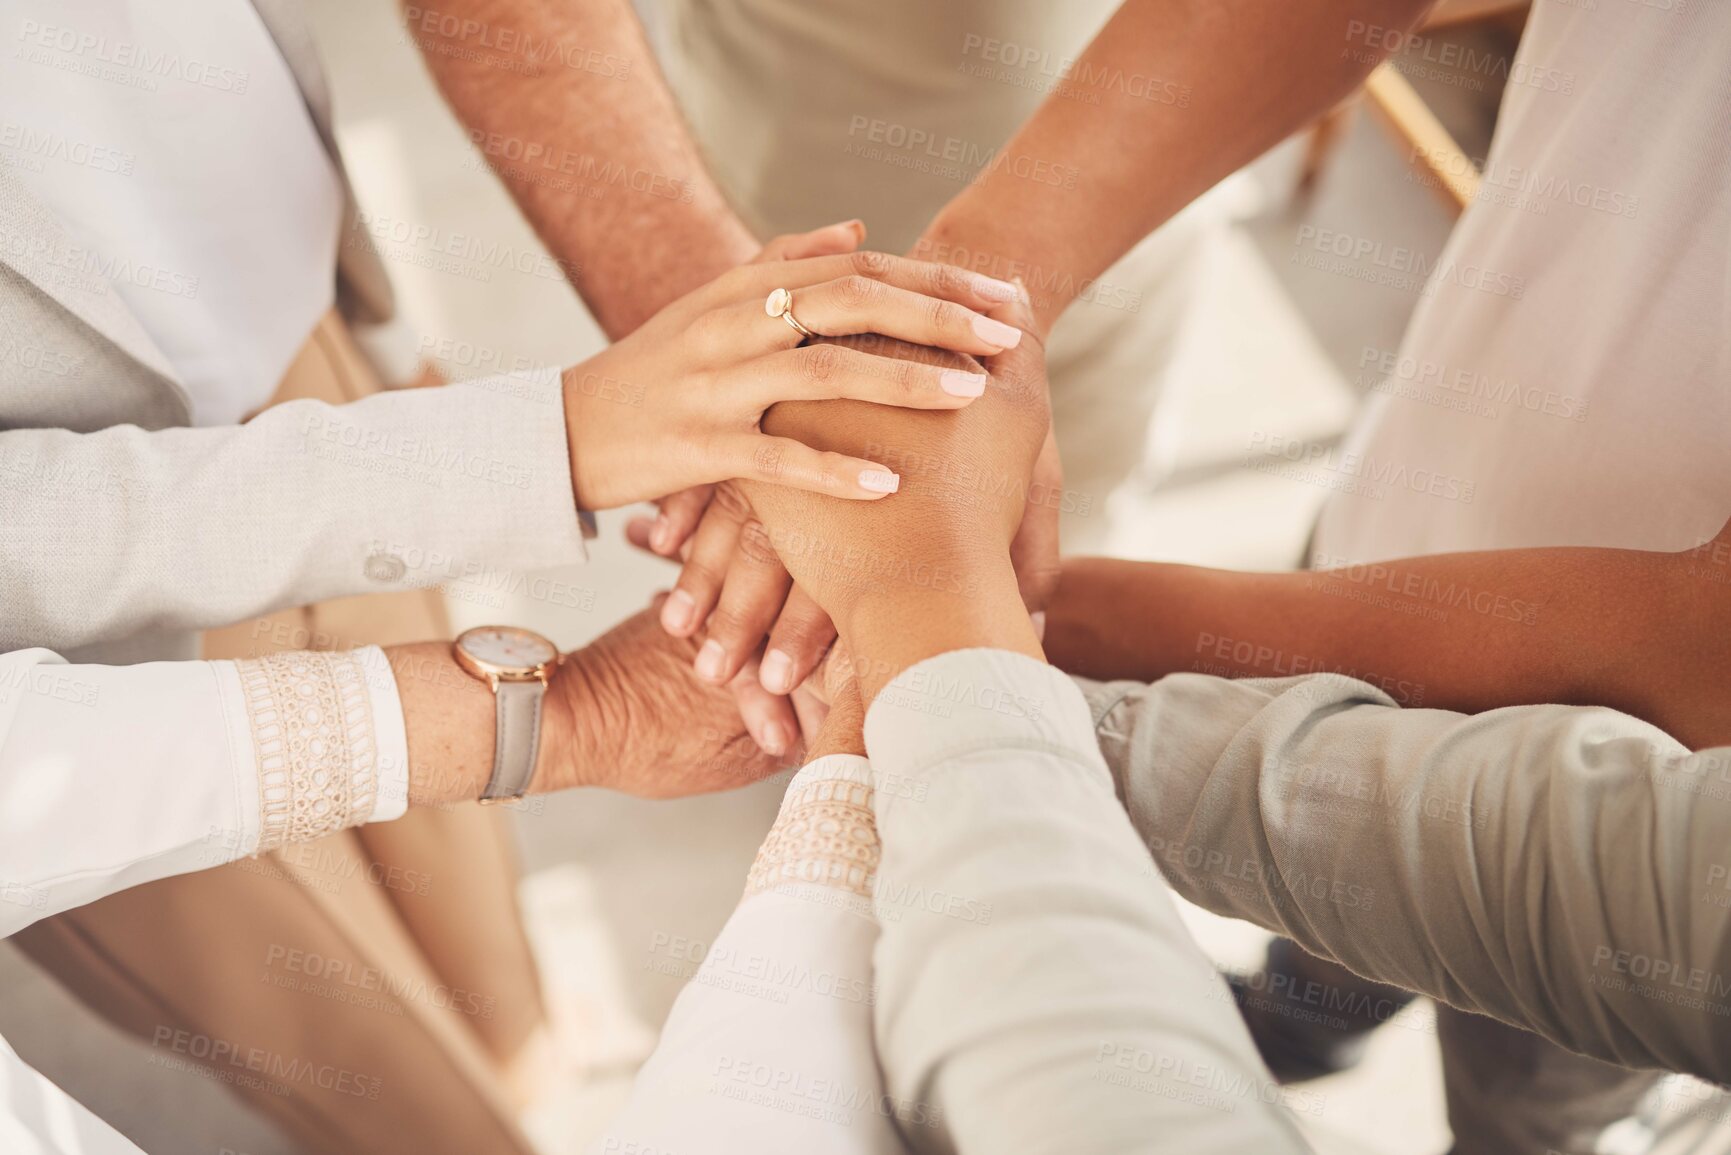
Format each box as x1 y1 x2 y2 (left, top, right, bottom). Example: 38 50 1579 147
14 314 548 1155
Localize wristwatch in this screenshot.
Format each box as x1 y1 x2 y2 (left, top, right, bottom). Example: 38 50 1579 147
452 626 560 803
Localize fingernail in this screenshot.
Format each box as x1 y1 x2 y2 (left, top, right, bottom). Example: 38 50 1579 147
972 315 1024 349
760 649 795 694
848 219 866 240
661 589 697 633
940 369 988 398
968 273 1020 302
695 639 727 682
858 469 900 494
759 721 790 756
651 515 673 554
1031 611 1047 641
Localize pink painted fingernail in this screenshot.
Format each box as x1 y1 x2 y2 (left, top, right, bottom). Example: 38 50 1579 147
695 639 727 681
968 273 1020 302
760 649 795 694
661 589 697 633
858 469 900 494
940 369 988 398
971 315 1023 349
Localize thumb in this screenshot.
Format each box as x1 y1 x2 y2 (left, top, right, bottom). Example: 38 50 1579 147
753 219 867 264
982 279 1045 391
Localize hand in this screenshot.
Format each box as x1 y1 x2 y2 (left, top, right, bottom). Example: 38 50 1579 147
741 290 1052 699
802 645 867 761
561 233 1027 511
534 600 792 798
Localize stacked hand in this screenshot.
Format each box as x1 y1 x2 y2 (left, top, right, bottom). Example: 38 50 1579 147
628 289 1059 750
561 223 1029 511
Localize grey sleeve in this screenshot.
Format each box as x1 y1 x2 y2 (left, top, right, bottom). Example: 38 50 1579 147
1076 670 1731 1082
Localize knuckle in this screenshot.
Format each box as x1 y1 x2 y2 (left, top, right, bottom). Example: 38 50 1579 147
885 357 918 395
800 342 842 383
849 250 893 279
712 479 756 518
680 558 727 594
932 263 971 298
750 441 788 482
738 520 780 567
836 275 879 308
707 605 754 640
929 297 962 331
771 619 822 657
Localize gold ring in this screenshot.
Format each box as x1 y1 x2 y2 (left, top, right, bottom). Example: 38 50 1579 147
765 287 817 340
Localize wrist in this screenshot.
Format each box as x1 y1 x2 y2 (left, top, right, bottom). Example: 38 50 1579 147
840 564 1041 702
913 211 1065 339
390 643 494 807
560 361 606 512
535 644 607 794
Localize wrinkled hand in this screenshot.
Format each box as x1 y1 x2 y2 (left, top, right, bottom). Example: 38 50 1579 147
535 600 791 798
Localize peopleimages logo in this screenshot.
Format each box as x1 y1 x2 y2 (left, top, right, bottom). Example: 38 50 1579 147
16 19 250 93
1293 226 1526 299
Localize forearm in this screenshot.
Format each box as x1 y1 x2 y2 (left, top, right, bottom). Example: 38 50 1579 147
1046 544 1731 749
404 0 756 337
916 0 1432 334
1086 670 1731 1080
866 653 1306 1153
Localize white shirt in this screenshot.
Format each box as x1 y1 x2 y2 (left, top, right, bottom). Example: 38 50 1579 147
0 1 343 426
1313 0 1731 562
597 650 1307 1154
0 643 410 1155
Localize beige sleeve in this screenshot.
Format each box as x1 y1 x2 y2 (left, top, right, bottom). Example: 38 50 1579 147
0 379 586 653
1079 670 1731 1081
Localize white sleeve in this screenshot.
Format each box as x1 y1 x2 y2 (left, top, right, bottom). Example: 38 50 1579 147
0 377 588 654
863 650 1309 1155
0 1031 145 1155
593 755 908 1155
0 645 408 938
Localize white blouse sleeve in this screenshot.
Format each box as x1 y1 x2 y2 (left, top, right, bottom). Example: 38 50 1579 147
862 649 1310 1155
592 754 908 1154
0 645 409 938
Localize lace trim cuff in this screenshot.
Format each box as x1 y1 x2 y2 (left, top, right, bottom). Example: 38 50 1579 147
746 761 880 900
234 650 380 853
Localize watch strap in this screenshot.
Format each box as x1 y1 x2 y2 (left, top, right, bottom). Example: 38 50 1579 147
481 679 546 802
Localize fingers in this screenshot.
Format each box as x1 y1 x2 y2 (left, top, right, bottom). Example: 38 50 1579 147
752 220 865 264
659 487 750 637
645 485 713 558
712 250 1022 316
728 655 801 757
788 684 830 747
721 433 902 500
979 282 1049 404
722 275 1025 361
723 343 988 411
759 586 837 695
1011 428 1064 613
693 520 793 688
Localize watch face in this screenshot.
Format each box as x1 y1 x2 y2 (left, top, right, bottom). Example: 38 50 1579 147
457 626 557 673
